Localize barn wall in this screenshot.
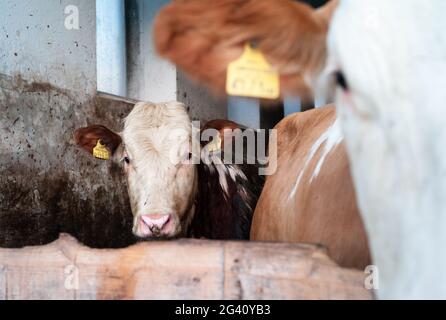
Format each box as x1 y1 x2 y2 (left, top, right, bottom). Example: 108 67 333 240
0 0 96 97
125 0 177 103
125 0 227 121
0 0 136 248
177 70 227 122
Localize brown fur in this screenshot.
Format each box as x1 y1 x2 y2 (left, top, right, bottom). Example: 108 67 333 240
154 0 336 98
74 125 122 156
202 119 241 133
251 105 371 269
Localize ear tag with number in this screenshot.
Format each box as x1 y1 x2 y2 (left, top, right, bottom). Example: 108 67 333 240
226 43 280 99
93 140 110 160
207 134 222 153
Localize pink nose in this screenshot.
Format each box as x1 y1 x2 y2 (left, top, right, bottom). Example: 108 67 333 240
139 214 171 237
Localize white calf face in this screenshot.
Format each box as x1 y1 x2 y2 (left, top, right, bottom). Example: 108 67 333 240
119 102 197 239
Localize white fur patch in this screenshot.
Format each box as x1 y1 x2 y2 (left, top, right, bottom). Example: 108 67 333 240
288 119 343 200
218 164 248 197
207 153 248 198
310 119 343 182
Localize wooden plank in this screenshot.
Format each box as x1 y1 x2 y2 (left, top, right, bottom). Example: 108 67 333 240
78 240 225 300
223 242 371 299
0 234 372 300
0 266 6 300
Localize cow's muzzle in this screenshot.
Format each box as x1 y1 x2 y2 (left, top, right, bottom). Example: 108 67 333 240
138 214 174 238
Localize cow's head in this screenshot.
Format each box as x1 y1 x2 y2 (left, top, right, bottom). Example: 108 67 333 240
154 0 339 99
75 102 197 239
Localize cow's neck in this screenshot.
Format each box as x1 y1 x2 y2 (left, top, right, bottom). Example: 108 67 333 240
188 160 262 240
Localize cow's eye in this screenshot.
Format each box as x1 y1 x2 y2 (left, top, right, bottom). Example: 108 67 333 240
183 152 192 162
123 156 130 164
335 70 349 91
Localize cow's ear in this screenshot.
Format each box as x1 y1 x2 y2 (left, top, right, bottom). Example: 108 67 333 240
201 119 242 151
74 125 122 160
153 0 329 97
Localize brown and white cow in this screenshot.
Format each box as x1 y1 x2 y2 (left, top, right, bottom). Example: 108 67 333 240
154 0 446 298
75 101 264 240
154 0 369 270
252 105 370 270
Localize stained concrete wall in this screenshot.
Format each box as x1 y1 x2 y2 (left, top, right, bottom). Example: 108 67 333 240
177 71 227 122
0 0 96 98
0 0 135 248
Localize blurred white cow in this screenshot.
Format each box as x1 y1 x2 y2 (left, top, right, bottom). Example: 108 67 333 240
329 1 446 299
154 0 446 298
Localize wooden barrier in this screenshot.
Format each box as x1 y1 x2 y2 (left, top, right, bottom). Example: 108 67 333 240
0 234 372 300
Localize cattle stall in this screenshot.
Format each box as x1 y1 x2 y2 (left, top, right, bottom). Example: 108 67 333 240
0 0 375 301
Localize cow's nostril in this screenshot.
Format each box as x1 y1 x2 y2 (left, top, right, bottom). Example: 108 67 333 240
140 214 171 235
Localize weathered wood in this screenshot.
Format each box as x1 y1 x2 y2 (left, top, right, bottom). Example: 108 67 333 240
0 234 373 300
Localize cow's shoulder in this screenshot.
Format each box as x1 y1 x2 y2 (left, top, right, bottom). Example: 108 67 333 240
274 104 336 156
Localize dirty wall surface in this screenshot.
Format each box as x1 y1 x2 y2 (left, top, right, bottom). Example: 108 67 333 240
0 74 136 248
0 0 137 248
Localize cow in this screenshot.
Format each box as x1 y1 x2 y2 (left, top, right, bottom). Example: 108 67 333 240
252 104 370 270
154 0 369 270
74 101 264 240
153 0 446 298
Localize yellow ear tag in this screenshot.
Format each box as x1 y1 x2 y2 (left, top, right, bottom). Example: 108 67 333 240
226 43 280 99
207 134 222 153
93 140 110 160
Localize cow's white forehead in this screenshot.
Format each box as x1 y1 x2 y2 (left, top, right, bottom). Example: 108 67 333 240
122 101 192 164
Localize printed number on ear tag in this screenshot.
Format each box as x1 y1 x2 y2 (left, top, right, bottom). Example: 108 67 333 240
226 43 280 99
93 140 110 160
207 135 222 153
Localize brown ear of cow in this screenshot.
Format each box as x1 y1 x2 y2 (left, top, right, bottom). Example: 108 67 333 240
74 125 122 158
153 0 330 98
201 119 243 150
